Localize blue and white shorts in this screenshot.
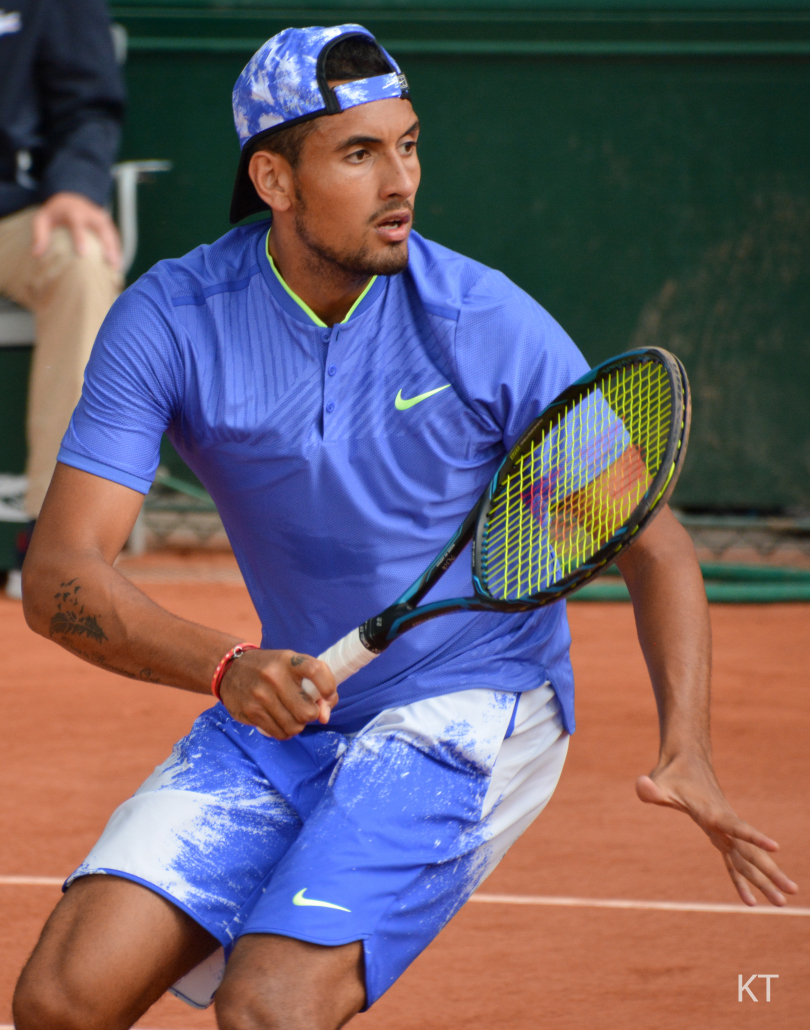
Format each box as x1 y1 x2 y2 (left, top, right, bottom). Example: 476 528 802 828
67 683 568 1009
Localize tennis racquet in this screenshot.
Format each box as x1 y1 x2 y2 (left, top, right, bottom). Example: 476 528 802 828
303 346 690 697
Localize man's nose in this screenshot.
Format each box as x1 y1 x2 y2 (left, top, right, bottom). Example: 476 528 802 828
380 150 418 198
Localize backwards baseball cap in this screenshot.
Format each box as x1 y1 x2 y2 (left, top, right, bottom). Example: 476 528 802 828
230 24 409 223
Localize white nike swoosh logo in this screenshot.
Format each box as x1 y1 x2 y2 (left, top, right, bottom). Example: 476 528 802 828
292 888 351 912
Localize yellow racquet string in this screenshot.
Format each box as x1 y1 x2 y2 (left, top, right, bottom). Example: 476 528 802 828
482 360 672 601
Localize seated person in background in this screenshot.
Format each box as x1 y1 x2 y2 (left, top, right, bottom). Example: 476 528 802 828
0 0 126 598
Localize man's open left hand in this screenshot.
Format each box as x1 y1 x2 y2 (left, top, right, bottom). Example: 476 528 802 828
636 755 798 907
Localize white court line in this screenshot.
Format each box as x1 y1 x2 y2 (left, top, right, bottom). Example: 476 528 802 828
0 876 62 885
471 892 810 916
2 878 808 916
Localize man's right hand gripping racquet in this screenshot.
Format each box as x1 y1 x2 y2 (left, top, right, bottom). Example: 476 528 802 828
302 347 691 702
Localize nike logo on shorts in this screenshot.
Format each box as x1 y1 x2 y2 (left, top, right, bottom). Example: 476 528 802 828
394 384 450 410
292 888 351 912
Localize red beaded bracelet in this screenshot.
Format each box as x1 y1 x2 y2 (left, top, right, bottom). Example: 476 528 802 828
211 642 259 701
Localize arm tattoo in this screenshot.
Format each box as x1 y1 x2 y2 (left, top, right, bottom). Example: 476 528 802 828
49 580 161 683
49 581 107 642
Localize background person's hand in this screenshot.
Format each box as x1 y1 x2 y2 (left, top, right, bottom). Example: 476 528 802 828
218 648 338 740
636 755 798 907
31 191 122 269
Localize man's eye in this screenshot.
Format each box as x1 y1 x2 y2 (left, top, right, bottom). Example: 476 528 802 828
347 149 369 162
401 140 418 155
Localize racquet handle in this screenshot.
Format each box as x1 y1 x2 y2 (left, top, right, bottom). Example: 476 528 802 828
301 627 377 699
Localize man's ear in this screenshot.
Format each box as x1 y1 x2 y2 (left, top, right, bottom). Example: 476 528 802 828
248 150 294 213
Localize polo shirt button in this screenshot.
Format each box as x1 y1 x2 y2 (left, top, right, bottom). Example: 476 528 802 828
326 401 335 414
321 330 330 342
327 364 337 377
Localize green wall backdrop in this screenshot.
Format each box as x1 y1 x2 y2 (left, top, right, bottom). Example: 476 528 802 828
89 4 810 507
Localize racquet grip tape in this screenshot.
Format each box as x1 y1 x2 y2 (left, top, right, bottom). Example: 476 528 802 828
302 627 377 697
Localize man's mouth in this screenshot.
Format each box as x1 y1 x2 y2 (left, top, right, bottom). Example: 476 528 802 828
373 210 412 243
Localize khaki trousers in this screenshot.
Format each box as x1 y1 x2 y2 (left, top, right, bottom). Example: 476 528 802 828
0 205 121 516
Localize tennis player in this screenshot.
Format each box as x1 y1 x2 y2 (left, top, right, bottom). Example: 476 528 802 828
14 26 796 1030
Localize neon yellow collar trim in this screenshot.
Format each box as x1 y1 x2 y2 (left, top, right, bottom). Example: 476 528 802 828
265 230 376 328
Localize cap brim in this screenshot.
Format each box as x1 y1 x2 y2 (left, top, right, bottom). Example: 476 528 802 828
229 145 270 224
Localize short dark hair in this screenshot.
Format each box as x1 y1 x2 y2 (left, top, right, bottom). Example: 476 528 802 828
252 36 393 169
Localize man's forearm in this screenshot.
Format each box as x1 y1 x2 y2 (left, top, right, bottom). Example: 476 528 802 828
616 507 712 761
23 465 336 738
619 507 798 906
24 547 240 693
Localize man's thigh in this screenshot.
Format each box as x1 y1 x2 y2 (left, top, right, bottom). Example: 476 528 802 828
13 875 218 1030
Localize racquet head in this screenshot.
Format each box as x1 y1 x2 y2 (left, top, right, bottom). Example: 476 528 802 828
472 347 690 605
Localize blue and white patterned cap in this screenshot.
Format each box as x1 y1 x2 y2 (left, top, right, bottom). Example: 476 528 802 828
230 25 409 222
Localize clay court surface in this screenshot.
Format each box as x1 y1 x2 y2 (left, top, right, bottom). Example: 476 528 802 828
1 554 807 1029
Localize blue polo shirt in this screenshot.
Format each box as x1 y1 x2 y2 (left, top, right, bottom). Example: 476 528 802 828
59 222 588 733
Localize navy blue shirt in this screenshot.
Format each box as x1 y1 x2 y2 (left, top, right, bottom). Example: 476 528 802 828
60 224 588 733
0 0 125 217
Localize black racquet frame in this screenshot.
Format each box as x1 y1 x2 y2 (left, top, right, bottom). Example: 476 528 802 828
359 347 690 654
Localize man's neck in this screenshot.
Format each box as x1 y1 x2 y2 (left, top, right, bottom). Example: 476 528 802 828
268 228 371 327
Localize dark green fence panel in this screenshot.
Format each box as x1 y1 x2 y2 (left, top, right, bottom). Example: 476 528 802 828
0 346 31 568
0 347 30 477
412 55 810 509
27 2 810 510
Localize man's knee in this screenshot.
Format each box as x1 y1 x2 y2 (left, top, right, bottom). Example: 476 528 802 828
216 974 342 1030
13 964 111 1030
37 226 121 297
12 875 211 1030
215 935 365 1030
215 987 279 1030
216 988 352 1030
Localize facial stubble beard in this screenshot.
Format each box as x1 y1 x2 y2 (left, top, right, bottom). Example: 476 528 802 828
292 187 412 284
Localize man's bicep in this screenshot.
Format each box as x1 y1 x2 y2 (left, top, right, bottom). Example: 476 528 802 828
59 283 180 493
33 464 144 565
